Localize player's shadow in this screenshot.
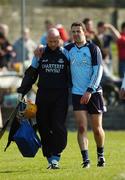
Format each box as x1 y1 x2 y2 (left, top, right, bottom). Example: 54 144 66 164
0 169 30 173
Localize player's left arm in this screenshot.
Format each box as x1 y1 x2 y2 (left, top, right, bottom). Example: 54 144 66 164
80 46 103 104
87 46 103 93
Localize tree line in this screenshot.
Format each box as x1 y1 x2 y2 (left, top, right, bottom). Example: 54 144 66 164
43 0 125 8
0 0 125 8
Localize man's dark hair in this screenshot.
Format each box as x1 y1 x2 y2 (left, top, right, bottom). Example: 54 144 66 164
121 22 125 30
97 21 105 28
71 22 86 31
82 18 91 25
44 19 53 25
0 32 5 39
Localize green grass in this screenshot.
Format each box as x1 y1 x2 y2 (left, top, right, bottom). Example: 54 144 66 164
0 131 125 180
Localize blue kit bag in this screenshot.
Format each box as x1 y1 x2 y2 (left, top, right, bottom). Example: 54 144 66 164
13 119 41 157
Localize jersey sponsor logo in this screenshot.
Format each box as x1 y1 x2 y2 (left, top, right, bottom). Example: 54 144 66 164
46 69 60 73
41 63 64 73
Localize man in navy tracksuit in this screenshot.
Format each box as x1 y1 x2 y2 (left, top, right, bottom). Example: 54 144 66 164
17 28 69 169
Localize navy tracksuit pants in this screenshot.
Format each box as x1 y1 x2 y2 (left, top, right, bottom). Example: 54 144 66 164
36 88 68 157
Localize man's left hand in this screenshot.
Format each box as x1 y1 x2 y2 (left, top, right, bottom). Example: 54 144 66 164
80 92 92 104
119 88 125 99
34 44 44 58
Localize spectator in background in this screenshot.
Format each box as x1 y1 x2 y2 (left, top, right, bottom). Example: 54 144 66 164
67 30 74 43
119 73 125 99
94 21 113 73
116 22 125 78
40 19 54 45
83 18 101 48
93 22 114 89
13 28 36 63
40 21 69 47
104 22 125 78
0 24 9 38
55 24 69 45
0 32 15 69
83 18 96 41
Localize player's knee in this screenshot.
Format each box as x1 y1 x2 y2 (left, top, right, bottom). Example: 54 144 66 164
78 126 86 134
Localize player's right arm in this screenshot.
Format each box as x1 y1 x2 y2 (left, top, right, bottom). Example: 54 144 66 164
17 56 39 96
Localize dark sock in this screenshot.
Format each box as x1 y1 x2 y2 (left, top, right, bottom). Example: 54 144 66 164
47 157 52 164
97 147 104 158
81 150 89 162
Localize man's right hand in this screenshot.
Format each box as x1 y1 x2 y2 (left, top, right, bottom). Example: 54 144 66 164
34 44 44 57
119 88 125 99
18 93 23 102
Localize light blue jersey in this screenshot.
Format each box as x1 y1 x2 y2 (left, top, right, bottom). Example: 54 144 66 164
62 42 103 95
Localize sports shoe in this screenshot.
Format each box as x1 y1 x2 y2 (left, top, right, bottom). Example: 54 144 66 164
97 157 105 167
51 163 60 169
82 160 90 168
47 160 60 169
47 164 60 169
51 160 60 169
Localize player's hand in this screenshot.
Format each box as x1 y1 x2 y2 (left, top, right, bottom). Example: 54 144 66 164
80 92 92 104
18 93 23 102
119 88 125 99
34 44 44 58
104 23 114 30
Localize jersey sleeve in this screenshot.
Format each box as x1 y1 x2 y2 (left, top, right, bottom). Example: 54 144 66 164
17 56 39 95
31 56 40 68
60 47 70 61
87 47 103 92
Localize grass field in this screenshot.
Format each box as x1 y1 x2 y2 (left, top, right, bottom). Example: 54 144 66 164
0 131 125 180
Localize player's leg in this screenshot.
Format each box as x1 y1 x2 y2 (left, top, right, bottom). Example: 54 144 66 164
36 102 52 159
88 92 105 167
91 114 105 167
50 89 68 169
74 110 90 168
36 90 54 168
72 94 90 168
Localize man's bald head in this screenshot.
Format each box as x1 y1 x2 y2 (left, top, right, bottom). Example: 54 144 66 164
47 28 60 38
47 28 61 50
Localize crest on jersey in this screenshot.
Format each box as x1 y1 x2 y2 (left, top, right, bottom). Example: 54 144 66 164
58 59 64 63
42 59 48 62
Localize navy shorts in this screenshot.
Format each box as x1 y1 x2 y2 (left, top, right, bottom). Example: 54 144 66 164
72 92 106 114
